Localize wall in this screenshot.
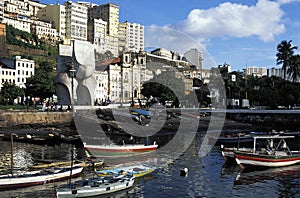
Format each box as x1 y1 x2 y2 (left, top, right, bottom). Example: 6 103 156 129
0 111 73 127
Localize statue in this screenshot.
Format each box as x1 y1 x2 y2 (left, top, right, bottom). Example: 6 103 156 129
54 40 96 106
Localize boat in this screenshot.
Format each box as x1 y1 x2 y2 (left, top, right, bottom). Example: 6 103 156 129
0 164 84 190
55 174 135 198
94 164 155 178
83 142 158 158
216 133 254 145
234 135 300 169
220 145 252 162
28 160 86 170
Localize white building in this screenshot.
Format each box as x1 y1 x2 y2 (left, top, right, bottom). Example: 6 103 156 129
183 48 203 70
93 67 109 104
64 1 88 42
119 21 144 53
87 18 107 46
31 20 58 41
246 66 267 77
267 67 284 79
0 56 35 89
0 0 4 22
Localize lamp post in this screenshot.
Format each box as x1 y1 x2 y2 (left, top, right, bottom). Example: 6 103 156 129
69 66 76 113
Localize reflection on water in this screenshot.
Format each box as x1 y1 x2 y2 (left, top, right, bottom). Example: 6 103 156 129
0 130 300 197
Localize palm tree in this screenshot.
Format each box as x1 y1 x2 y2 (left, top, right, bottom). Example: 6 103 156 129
276 40 298 80
287 55 300 82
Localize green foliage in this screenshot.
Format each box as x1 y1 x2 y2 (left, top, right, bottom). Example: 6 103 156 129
24 61 56 101
0 82 24 105
5 25 58 57
141 71 185 106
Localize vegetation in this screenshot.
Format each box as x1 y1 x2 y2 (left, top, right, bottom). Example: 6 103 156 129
0 82 24 105
24 61 56 102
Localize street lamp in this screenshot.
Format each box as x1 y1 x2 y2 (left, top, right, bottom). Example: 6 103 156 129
69 66 76 113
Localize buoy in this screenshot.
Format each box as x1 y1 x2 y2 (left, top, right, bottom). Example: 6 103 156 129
180 168 188 177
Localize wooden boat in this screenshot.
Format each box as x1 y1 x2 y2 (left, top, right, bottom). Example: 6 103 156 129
83 142 158 158
94 164 155 178
217 133 254 145
28 161 86 170
55 174 135 198
234 135 300 169
0 164 84 190
220 145 252 162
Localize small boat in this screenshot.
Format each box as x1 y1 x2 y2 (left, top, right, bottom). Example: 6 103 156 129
55 174 135 198
216 133 254 145
83 142 158 158
28 161 86 170
220 145 252 162
0 164 84 190
234 135 300 169
95 164 155 178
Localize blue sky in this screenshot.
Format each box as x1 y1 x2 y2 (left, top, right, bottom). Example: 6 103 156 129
41 0 300 71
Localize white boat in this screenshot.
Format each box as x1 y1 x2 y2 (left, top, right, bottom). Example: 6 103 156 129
234 135 300 169
0 164 84 190
84 142 158 158
55 174 135 198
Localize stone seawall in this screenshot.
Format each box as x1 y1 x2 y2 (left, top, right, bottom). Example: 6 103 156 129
0 111 73 128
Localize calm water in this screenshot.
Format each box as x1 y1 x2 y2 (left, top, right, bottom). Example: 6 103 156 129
1 127 300 198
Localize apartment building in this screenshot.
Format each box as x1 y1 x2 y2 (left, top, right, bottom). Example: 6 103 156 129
31 20 58 41
119 21 144 53
37 4 66 41
246 66 267 77
0 0 4 22
184 48 203 70
93 67 109 104
87 18 106 47
0 56 35 89
64 1 88 42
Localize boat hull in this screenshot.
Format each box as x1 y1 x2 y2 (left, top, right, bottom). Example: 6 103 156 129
0 166 83 190
235 152 300 169
56 176 135 198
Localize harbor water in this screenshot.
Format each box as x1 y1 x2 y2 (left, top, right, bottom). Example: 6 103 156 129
1 123 300 198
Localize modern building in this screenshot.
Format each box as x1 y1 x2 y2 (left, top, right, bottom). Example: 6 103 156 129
118 21 144 53
31 20 58 41
64 1 88 42
0 0 4 22
37 4 66 41
87 18 106 46
245 66 267 77
267 67 284 79
183 48 203 70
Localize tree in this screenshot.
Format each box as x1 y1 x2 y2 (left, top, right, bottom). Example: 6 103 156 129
0 82 24 105
141 71 185 107
24 61 56 102
287 55 300 82
276 40 298 80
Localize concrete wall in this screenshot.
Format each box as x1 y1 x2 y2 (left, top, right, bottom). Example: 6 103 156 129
0 111 73 127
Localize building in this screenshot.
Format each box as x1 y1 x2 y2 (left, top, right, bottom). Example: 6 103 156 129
183 48 203 70
87 18 107 46
0 0 4 22
267 67 284 79
0 56 35 89
31 20 58 41
118 21 144 53
37 4 66 41
93 65 109 104
64 1 88 42
246 66 267 77
151 48 173 60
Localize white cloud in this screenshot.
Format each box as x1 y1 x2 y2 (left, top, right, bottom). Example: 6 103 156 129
277 0 300 4
176 0 286 42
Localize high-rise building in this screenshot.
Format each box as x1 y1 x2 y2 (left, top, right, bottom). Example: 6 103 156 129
37 4 66 41
183 48 203 70
89 3 119 37
119 21 144 53
87 18 107 46
64 1 88 42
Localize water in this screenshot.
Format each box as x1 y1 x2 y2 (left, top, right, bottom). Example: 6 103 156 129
1 127 300 197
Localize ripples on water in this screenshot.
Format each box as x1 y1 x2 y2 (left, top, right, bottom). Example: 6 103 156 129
1 131 300 197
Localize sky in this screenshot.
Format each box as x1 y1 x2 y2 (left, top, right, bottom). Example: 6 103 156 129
41 0 300 71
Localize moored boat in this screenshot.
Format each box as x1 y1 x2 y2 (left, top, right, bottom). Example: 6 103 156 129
95 164 155 178
83 142 158 158
55 174 135 198
234 135 300 169
0 164 84 190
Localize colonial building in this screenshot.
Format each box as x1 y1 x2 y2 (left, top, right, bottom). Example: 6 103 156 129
0 56 35 89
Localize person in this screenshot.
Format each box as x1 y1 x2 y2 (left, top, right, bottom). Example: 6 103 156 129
42 101 46 112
